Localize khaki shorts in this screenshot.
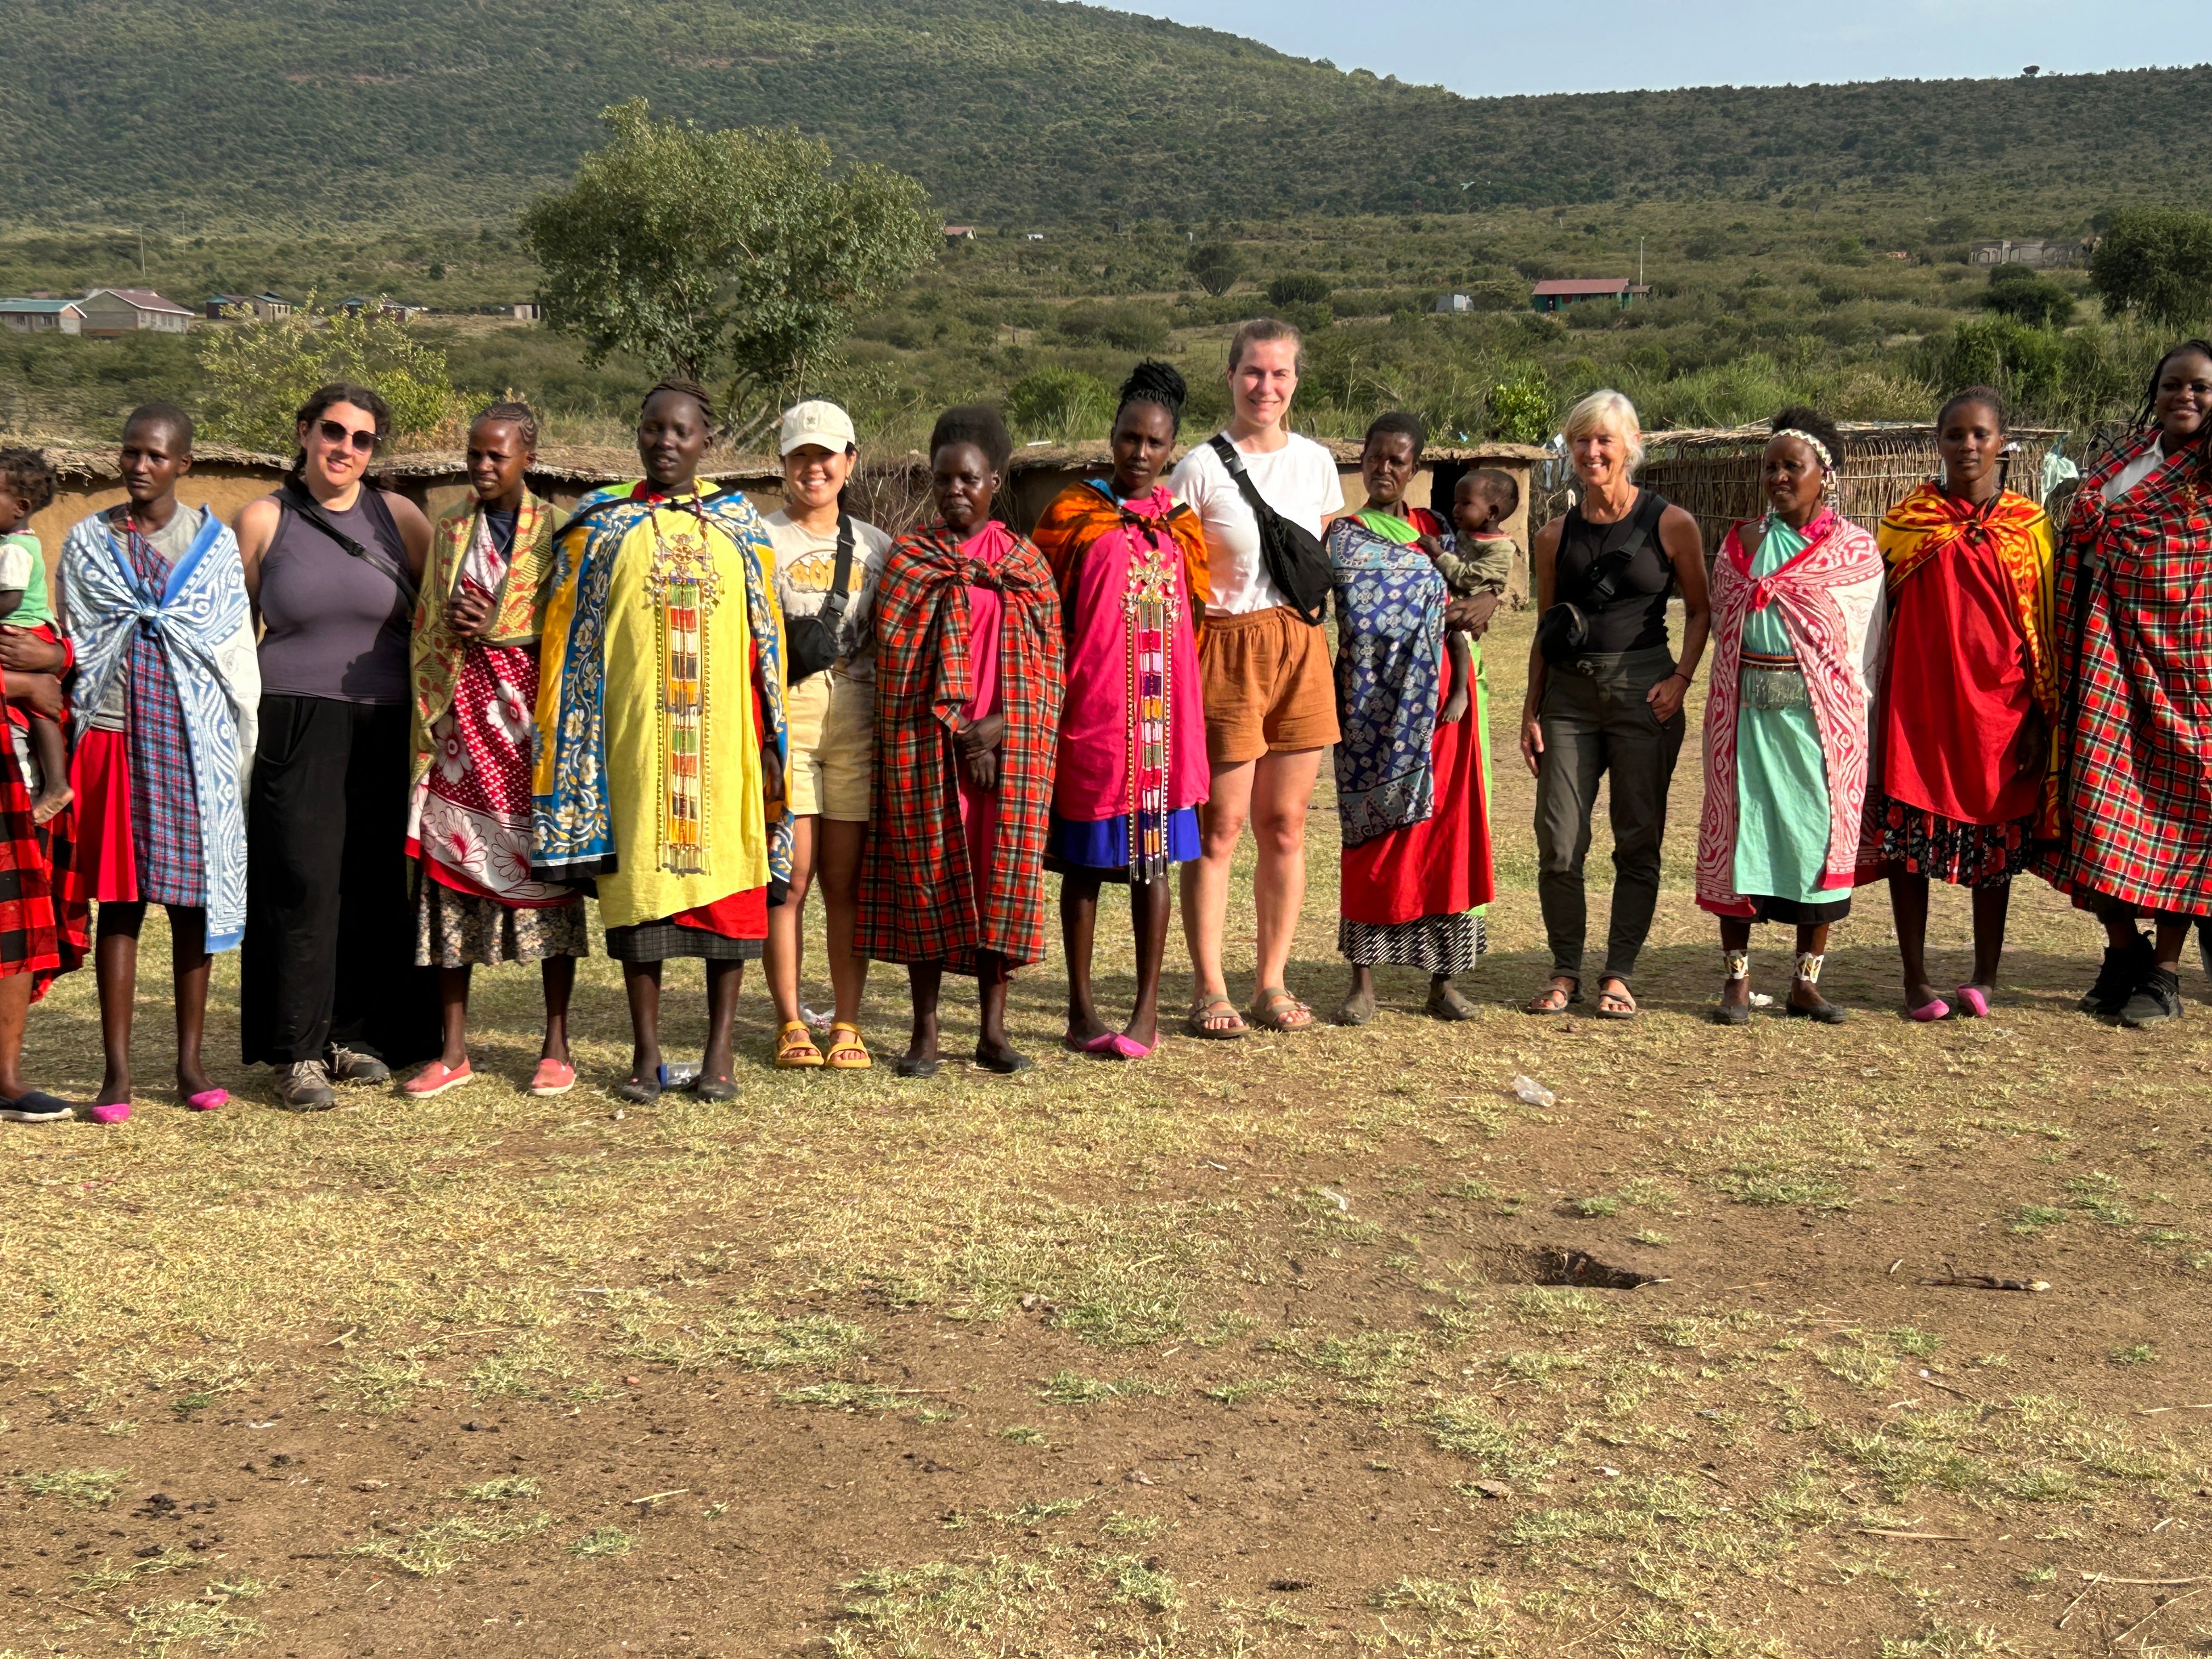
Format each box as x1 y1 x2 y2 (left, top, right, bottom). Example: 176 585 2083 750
785 671 874 821
1198 605 1341 765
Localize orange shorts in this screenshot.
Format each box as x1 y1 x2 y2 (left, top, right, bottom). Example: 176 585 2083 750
1198 605 1340 765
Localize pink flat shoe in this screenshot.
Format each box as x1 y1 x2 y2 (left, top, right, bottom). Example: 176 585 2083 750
1906 997 1951 1023
528 1058 575 1097
404 1060 475 1099
1953 986 1990 1018
184 1089 228 1112
87 1102 130 1125
1084 1033 1154 1061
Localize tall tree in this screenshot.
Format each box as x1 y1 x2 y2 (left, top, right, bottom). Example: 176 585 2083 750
522 98 936 444
2089 207 2212 329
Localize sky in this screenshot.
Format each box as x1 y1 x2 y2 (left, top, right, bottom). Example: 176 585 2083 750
1110 0 2208 97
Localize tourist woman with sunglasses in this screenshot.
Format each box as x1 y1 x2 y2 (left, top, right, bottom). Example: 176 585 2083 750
234 383 442 1109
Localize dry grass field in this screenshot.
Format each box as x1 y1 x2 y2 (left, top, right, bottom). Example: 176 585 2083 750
3 612 2210 1659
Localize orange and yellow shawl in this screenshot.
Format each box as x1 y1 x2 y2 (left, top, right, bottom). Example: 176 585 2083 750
1876 483 2059 833
1032 482 1210 649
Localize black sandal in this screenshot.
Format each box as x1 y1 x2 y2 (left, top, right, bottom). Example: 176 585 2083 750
693 1073 738 1102
611 1074 661 1104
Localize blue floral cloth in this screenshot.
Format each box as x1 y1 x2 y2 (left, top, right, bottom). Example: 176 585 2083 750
1327 514 1445 849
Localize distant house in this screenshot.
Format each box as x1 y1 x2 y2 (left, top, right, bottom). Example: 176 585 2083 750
1530 278 1651 314
247 292 294 322
942 224 976 241
78 289 194 336
1970 239 2087 269
205 292 251 319
341 296 427 321
0 298 86 335
507 302 541 321
1434 292 1474 314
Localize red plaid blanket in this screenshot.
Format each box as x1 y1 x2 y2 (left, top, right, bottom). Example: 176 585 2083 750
2055 431 2212 916
857 521 1064 971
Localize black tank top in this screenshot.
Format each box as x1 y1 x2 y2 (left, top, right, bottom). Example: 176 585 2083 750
1555 488 1674 654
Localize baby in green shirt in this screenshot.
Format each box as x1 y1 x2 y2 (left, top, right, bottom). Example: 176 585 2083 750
0 448 71 823
1418 467 1521 725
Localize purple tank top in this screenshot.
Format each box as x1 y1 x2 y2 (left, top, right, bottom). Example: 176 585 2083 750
257 487 412 704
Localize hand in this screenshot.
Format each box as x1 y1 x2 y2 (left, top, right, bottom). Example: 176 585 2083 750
957 713 1006 793
761 743 784 806
1416 532 1448 566
0 627 63 674
1646 671 1689 724
1520 709 1545 777
7 672 63 720
2014 707 2050 779
1445 591 1499 640
445 586 495 639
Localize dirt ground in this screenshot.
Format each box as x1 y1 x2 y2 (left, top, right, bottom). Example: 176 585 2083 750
3 612 2209 1659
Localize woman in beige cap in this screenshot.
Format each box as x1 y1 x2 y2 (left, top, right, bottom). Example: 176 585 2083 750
761 399 893 1069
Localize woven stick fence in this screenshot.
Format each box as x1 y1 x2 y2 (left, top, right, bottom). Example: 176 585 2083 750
1638 422 2068 551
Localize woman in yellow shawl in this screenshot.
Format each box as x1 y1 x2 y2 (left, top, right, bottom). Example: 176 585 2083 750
534 380 789 1103
1863 388 2058 1020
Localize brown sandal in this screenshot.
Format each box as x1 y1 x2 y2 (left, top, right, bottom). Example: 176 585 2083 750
1185 996 1248 1040
823 1023 871 1070
774 1020 825 1069
1593 978 1638 1020
1525 978 1579 1015
1248 989 1316 1032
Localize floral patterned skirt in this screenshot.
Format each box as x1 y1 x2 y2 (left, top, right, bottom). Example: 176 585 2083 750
1869 791 2037 890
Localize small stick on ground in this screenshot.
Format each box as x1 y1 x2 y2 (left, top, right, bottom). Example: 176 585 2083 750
2075 1574 2212 1587
1857 1528 1968 1541
2110 1584 2207 1647
2058 1573 2106 1629
1916 1274 2051 1292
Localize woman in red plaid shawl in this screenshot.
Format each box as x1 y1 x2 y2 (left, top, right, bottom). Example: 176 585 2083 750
2057 340 2212 1028
858 406 1063 1076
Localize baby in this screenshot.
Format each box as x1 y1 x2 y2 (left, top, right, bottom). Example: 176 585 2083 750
1419 468 1521 725
0 449 72 825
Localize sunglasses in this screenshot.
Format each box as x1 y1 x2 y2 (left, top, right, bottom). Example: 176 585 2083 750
315 418 379 454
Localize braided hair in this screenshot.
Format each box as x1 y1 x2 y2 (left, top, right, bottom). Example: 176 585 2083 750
1116 360 1187 433
1769 404 1845 471
642 377 715 428
928 404 1013 473
2130 340 2212 484
472 398 540 452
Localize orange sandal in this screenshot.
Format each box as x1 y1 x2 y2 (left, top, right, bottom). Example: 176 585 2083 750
775 1020 825 1069
823 1023 872 1070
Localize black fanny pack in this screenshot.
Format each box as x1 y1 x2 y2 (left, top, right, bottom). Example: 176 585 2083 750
784 514 855 684
1537 490 1663 665
1208 434 1331 625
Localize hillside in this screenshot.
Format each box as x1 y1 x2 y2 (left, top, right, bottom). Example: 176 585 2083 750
3 0 2212 227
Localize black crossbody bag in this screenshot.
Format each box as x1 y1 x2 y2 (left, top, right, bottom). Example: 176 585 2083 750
784 514 856 684
1536 489 1664 665
1207 435 1332 625
280 482 419 613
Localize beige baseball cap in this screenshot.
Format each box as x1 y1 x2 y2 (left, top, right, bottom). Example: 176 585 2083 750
778 399 856 456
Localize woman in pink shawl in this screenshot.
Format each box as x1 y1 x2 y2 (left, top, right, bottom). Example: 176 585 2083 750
1031 363 1210 1059
1698 409 1886 1025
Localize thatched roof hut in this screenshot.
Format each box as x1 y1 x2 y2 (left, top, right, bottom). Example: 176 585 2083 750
1638 422 2070 551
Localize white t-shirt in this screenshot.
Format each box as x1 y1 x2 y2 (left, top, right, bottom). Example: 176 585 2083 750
764 509 892 681
1167 431 1345 617
2104 442 2176 504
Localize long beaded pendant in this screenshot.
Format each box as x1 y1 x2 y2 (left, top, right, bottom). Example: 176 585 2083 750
1122 520 1178 884
642 506 723 876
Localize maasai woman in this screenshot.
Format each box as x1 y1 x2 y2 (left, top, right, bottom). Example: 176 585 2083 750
0 449 90 1124
2057 340 2212 1027
404 403 585 1099
1031 362 1208 1060
1700 408 1886 1025
1327 411 1496 1026
63 405 257 1124
857 405 1063 1076
533 380 789 1101
1864 388 2058 1021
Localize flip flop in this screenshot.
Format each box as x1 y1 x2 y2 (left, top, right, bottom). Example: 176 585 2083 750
1184 996 1248 1040
1906 997 1951 1023
1524 979 1579 1015
1084 1032 1153 1061
1592 978 1638 1021
184 1088 229 1112
1953 986 1990 1018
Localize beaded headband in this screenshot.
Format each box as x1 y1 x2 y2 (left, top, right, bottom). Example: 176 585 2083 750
1773 428 1835 471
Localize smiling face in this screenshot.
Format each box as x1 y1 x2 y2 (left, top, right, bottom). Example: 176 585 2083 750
1359 428 1419 512
1453 476 1509 538
1229 336 1299 433
2153 348 2212 447
931 441 999 533
298 399 380 493
1570 421 1635 493
466 418 533 507
637 390 711 489
782 442 855 515
1108 399 1176 498
1762 433 1828 523
1936 399 2005 499
119 417 193 509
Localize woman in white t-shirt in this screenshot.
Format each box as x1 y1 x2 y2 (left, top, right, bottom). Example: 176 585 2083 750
1165 318 1345 1035
761 399 893 1071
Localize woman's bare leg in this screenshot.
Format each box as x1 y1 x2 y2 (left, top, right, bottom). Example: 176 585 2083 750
623 962 663 1085
1126 874 1172 1048
1062 871 1108 1045
817 819 870 1027
765 814 817 1027
166 905 215 1096
94 903 144 1107
540 955 575 1064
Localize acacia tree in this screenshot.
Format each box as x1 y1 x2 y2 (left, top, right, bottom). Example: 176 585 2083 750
2089 207 2212 329
522 99 936 445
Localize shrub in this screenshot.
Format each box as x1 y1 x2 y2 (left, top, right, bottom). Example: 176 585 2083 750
1007 367 1113 442
1187 241 1245 297
1487 362 1553 444
1054 302 1168 353
198 298 460 450
1266 272 1333 308
1983 268 2076 328
2090 207 2212 327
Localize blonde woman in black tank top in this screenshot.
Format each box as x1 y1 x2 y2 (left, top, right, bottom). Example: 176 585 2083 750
1519 391 1711 1020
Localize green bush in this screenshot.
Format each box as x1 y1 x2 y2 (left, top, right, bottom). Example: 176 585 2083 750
1487 362 1553 444
1054 302 1168 353
1266 273 1333 308
1006 366 1113 442
1982 268 2076 328
197 299 460 450
2090 206 2212 327
1187 242 1245 297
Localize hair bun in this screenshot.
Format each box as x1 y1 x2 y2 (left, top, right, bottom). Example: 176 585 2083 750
1119 360 1187 414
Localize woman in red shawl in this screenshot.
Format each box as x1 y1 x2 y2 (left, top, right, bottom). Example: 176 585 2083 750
1030 363 1208 1062
857 406 1063 1076
1864 388 2059 1021
2057 340 2212 1028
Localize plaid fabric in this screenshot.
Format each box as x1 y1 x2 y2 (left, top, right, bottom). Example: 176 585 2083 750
2054 431 2212 916
120 524 206 907
857 520 1064 972
0 683 85 1000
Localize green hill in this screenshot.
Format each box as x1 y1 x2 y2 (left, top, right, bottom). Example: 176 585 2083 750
3 0 2211 227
